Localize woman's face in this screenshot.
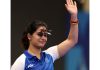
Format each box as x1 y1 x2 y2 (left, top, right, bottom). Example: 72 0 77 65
28 26 47 49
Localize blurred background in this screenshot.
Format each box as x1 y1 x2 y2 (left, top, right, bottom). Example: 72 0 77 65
11 0 89 70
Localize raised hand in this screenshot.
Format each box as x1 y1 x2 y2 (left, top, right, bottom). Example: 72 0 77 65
65 0 78 15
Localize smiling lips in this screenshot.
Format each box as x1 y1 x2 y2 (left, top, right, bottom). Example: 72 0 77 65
39 40 46 44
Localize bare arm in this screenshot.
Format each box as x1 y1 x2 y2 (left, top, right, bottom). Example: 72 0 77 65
57 0 78 57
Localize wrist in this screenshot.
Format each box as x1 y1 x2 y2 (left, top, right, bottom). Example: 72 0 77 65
70 19 78 24
71 14 78 21
70 17 79 25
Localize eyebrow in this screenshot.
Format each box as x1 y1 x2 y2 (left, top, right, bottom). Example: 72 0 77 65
40 29 47 32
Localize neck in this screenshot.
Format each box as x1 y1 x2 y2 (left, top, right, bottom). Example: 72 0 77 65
28 44 41 59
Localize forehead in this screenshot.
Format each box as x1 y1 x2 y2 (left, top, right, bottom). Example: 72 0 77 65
36 26 47 32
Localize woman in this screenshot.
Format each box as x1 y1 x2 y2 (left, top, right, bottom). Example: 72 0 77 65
11 0 78 70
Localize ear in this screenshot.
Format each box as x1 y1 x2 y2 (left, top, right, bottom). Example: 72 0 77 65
27 33 32 40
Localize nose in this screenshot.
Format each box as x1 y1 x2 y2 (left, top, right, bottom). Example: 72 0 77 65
41 35 47 39
41 36 47 41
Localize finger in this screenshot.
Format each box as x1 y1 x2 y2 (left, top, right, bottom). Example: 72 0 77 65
66 0 68 5
65 4 70 11
65 4 68 9
70 0 73 5
65 4 68 11
74 1 77 6
66 0 71 5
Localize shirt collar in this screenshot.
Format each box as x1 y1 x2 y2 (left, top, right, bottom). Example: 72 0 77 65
24 50 45 60
24 50 34 59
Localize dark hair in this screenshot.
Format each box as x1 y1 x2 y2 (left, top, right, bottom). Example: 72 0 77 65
21 20 48 50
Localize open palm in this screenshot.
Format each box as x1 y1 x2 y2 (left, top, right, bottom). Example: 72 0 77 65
65 0 78 15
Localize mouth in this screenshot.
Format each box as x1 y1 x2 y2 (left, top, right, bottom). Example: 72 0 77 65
39 40 46 44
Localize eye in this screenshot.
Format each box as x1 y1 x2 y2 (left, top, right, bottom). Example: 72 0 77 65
37 32 48 37
43 33 47 37
37 32 43 37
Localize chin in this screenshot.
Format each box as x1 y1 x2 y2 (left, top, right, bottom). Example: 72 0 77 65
37 42 46 48
40 45 45 48
39 44 45 48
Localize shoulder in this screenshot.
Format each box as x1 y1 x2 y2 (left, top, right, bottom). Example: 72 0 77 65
43 45 60 62
11 54 26 70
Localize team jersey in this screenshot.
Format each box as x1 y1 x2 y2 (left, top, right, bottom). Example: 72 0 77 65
11 46 60 70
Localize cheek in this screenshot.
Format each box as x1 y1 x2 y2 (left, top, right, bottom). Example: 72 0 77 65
29 35 39 43
32 36 40 42
46 38 47 42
